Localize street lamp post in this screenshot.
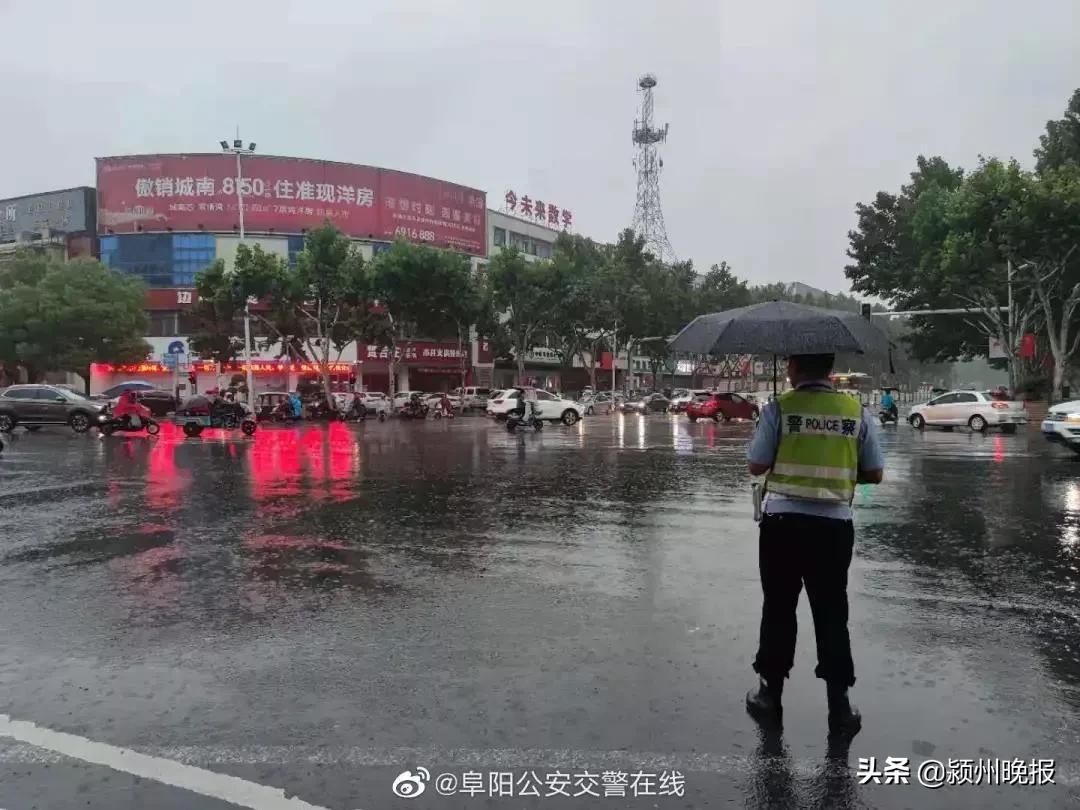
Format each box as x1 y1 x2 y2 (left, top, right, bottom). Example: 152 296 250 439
220 137 257 403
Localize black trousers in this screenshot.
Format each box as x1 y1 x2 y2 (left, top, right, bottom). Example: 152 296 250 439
752 513 856 687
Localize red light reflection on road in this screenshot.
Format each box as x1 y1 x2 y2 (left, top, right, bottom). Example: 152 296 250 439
245 533 348 552
993 435 1005 463
146 427 190 510
704 423 716 448
249 428 302 500
247 425 359 502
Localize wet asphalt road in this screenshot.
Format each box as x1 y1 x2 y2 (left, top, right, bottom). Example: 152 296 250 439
0 414 1078 810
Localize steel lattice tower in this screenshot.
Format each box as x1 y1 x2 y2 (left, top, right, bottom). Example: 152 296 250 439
631 74 676 263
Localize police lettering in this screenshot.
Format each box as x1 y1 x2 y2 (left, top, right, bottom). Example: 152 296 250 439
803 416 841 432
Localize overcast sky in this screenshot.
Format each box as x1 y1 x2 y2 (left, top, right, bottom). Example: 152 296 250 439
1 0 1077 291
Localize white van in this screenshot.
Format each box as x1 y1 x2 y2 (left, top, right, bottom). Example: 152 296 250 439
455 387 491 411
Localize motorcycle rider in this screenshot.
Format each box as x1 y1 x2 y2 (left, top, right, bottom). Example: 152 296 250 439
113 390 151 429
510 386 538 425
404 391 426 418
437 392 454 417
880 389 898 421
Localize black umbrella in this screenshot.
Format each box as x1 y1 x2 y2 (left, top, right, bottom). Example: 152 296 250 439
668 301 890 394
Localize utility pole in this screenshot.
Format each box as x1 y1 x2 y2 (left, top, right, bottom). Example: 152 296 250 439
220 133 257 403
611 320 618 396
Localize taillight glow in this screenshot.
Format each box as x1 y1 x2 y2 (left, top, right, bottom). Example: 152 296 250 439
991 402 1009 410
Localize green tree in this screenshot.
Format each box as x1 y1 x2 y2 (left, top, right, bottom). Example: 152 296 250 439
0 256 149 389
205 224 379 405
699 262 751 313
282 224 379 403
485 247 561 384
1034 88 1080 174
548 233 613 388
367 239 480 395
188 259 246 364
932 158 1042 392
842 155 1022 371
600 230 654 391
1003 163 1080 399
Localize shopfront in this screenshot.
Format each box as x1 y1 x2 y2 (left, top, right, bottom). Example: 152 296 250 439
91 339 483 398
89 360 357 399
357 341 473 393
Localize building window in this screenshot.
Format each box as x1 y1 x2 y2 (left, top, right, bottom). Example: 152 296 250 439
148 311 179 337
172 233 215 287
100 234 216 288
99 236 118 268
177 311 198 334
100 234 173 287
535 240 552 259
493 227 506 247
287 234 305 267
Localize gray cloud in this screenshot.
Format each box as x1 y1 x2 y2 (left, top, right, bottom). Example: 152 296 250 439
1 0 1077 291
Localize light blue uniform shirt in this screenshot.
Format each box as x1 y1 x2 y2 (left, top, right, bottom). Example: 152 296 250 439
746 381 885 520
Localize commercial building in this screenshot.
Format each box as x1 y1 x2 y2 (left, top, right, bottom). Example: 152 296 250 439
4 161 620 396
90 152 492 395
0 187 97 262
486 209 559 262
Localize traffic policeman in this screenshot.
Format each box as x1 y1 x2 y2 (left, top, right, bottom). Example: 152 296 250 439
744 353 884 736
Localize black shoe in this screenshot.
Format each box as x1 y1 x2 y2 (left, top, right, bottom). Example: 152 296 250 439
826 686 862 737
746 680 783 726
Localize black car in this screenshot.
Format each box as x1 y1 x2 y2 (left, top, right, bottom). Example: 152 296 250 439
131 389 179 416
93 387 177 417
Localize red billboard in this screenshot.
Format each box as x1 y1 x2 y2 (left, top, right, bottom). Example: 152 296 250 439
96 154 487 255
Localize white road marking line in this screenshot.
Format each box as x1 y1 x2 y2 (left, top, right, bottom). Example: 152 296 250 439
0 715 336 810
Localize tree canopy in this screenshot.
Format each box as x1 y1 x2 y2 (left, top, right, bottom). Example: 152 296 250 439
843 87 1080 398
1035 89 1080 174
0 252 149 387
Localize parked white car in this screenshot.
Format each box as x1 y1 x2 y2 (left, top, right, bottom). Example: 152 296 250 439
1041 400 1080 454
737 391 774 409
355 392 391 417
908 390 1027 433
670 389 710 413
424 392 462 411
580 390 623 415
333 391 392 418
391 391 426 413
454 386 491 411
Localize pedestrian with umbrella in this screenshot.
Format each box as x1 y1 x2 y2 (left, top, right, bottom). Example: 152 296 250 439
670 301 888 737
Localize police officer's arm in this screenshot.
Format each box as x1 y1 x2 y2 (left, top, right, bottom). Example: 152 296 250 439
746 401 780 476
856 409 885 484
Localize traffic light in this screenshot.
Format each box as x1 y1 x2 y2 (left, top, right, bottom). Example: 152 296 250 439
188 370 197 393
861 303 872 322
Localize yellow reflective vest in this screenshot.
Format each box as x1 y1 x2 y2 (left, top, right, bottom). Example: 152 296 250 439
765 389 863 503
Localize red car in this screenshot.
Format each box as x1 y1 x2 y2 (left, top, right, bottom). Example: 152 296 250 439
686 393 759 422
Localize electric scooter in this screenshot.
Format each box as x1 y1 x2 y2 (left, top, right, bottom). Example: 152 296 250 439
506 404 543 432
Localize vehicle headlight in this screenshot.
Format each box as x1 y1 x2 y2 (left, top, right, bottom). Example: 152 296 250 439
1065 413 1080 423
